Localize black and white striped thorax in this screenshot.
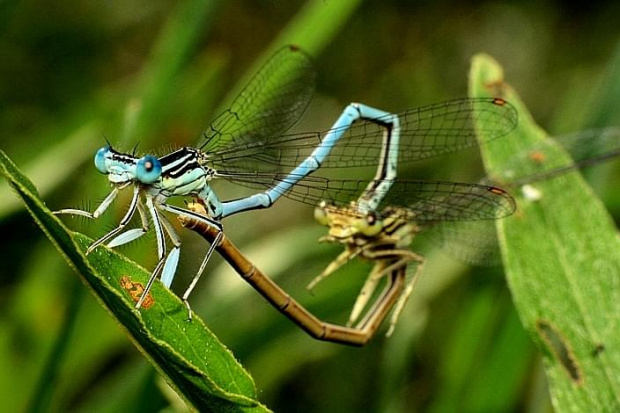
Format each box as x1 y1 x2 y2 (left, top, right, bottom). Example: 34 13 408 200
159 147 214 179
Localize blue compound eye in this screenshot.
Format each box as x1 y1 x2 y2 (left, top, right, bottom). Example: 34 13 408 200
94 146 110 174
136 155 162 184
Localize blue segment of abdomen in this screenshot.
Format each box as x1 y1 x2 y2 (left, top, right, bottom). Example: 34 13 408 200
220 103 400 218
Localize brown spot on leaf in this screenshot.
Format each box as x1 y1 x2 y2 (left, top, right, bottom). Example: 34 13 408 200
120 275 155 309
536 320 582 384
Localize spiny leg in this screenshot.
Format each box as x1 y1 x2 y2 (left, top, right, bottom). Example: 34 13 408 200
157 211 182 289
348 249 420 327
159 202 225 320
135 195 167 309
364 248 421 280
54 186 121 219
306 246 363 291
181 231 223 320
107 198 150 248
86 186 141 254
159 203 222 231
352 267 406 331
385 253 424 337
348 260 390 327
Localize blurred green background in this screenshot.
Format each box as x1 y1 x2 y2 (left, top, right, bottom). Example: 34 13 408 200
2 0 620 411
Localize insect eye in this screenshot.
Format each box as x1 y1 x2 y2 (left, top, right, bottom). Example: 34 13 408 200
136 155 162 184
366 211 377 225
94 146 111 174
358 212 382 236
314 205 330 226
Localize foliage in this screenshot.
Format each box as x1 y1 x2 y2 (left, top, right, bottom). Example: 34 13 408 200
471 55 620 411
2 1 620 411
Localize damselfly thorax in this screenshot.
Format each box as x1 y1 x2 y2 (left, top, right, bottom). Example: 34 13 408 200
315 202 420 251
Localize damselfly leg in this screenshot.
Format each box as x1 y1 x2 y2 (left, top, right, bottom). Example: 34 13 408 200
346 246 424 335
54 186 121 219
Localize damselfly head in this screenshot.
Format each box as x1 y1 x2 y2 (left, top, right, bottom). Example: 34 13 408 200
94 145 142 185
314 202 384 239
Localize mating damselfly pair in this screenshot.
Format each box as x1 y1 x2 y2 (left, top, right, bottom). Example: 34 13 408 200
65 44 620 345
178 127 620 345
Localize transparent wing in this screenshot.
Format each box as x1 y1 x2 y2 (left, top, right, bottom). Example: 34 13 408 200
410 127 620 267
421 220 502 266
559 127 620 165
376 181 515 222
502 127 620 186
218 172 516 222
435 127 620 267
198 45 316 153
208 97 518 173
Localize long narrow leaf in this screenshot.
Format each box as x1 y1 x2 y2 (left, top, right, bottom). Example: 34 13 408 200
0 150 267 412
470 54 620 410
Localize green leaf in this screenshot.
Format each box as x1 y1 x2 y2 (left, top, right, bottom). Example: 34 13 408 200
470 54 620 410
0 149 268 412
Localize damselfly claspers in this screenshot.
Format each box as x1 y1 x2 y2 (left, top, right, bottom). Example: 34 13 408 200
55 45 517 314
